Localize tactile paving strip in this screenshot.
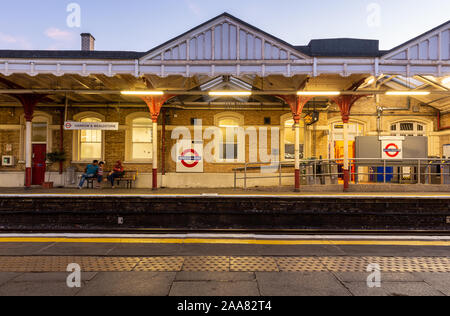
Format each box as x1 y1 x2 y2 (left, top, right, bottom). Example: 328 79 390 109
183 256 229 272
276 257 327 272
230 257 279 272
134 257 184 272
0 256 448 273
319 257 371 272
362 257 450 273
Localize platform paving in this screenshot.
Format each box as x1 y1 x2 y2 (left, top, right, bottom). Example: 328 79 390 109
0 270 447 296
0 239 447 296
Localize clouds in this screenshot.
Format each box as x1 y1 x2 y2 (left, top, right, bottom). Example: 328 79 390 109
184 0 204 17
44 27 77 50
0 32 32 49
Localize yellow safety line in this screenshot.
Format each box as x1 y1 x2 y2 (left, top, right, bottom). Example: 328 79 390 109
0 237 449 247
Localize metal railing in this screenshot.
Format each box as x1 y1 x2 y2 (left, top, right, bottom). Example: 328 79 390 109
233 158 450 189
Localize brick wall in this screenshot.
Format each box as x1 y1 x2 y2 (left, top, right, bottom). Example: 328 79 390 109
0 100 444 175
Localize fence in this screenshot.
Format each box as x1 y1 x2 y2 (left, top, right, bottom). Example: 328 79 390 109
233 158 450 189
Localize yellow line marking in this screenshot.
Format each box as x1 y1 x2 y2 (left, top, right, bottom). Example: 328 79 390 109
0 238 449 247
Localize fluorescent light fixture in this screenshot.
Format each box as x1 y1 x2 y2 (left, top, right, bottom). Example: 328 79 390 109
367 77 375 85
385 91 430 96
209 91 252 96
442 77 450 85
121 91 164 96
297 91 341 96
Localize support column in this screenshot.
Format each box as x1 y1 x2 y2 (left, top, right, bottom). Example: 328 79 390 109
8 94 46 189
152 121 158 190
25 120 32 188
332 95 366 192
139 95 173 190
279 95 312 192
294 121 301 191
342 121 350 191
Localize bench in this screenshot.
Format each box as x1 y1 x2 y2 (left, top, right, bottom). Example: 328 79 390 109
114 171 138 189
85 176 97 189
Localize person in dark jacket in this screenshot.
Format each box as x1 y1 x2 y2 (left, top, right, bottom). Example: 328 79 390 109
107 160 124 189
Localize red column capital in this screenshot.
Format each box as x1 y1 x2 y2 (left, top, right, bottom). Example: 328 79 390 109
140 95 174 122
279 95 312 123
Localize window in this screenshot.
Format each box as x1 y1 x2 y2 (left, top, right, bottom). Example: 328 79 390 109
218 118 239 160
284 119 304 160
32 122 47 143
331 122 364 141
19 113 52 162
80 117 102 160
390 122 425 136
131 117 153 160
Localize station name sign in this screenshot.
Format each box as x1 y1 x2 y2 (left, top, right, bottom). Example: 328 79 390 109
64 121 119 131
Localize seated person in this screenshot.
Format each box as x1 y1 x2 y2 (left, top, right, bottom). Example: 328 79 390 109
78 160 99 189
96 161 105 189
107 160 124 189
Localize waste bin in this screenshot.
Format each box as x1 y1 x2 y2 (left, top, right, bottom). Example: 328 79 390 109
66 167 76 185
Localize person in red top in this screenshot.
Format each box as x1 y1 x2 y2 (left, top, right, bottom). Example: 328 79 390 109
107 160 124 189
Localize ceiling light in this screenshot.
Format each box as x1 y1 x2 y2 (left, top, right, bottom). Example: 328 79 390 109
297 91 341 96
385 91 430 96
121 91 164 96
209 91 252 96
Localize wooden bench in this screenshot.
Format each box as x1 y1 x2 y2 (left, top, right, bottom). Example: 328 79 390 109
114 171 138 189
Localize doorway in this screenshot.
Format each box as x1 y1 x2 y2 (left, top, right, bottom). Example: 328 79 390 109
330 122 364 181
32 144 46 185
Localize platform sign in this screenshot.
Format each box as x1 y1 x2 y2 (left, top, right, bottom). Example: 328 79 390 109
382 140 403 160
176 140 204 173
64 121 119 131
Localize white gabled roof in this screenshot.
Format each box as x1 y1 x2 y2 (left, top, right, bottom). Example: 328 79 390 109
382 20 450 61
140 13 309 62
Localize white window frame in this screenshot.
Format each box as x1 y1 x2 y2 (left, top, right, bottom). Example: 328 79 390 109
390 121 426 136
213 112 245 163
72 112 105 163
125 112 154 163
280 113 305 162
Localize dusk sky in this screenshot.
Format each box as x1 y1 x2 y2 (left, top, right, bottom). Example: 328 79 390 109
0 0 449 51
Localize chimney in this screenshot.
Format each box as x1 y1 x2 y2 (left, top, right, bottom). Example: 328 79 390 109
81 33 95 51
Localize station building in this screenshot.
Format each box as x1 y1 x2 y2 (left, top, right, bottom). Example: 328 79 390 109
0 13 449 189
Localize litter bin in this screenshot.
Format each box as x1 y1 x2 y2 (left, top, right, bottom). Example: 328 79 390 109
66 167 76 185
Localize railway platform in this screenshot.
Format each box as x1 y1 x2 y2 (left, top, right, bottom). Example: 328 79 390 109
0 234 448 296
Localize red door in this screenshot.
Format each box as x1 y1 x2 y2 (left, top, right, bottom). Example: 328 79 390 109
32 144 46 185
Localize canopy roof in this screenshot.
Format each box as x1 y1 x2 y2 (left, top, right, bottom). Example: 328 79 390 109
0 13 449 111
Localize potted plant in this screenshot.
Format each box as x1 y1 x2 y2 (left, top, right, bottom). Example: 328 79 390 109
43 151 66 189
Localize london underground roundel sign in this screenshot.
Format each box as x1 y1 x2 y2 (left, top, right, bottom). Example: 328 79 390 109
383 143 401 158
179 149 201 168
